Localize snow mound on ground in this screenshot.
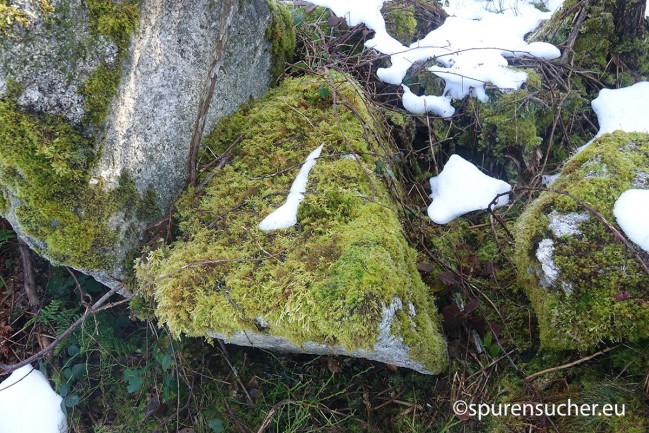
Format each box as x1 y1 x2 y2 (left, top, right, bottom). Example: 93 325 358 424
614 189 649 253
307 0 563 117
259 144 324 230
427 154 511 224
0 365 67 433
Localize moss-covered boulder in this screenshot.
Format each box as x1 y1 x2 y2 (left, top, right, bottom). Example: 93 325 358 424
515 132 649 350
0 0 295 288
136 73 448 374
532 0 649 86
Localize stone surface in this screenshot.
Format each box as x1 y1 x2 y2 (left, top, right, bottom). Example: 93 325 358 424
0 0 117 124
93 0 274 212
209 298 435 374
515 132 649 350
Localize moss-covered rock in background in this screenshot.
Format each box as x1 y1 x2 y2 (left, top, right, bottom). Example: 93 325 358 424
381 0 447 45
515 132 649 350
136 72 447 374
266 0 296 81
532 0 649 87
0 0 142 273
0 0 296 289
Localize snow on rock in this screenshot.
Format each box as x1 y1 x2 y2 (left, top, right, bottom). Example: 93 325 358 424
579 82 649 152
427 154 511 224
259 144 324 230
614 189 649 253
0 365 67 433
592 82 649 138
306 0 563 117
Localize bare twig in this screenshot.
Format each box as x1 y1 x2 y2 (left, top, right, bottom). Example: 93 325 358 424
18 239 38 308
188 0 237 186
526 346 618 381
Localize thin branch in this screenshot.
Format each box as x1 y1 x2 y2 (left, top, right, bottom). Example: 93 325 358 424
188 0 237 186
526 346 618 381
18 239 39 308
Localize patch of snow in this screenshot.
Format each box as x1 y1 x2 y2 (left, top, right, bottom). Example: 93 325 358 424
259 144 324 230
580 82 649 151
548 210 589 237
613 189 649 253
401 85 454 117
307 0 562 117
0 365 67 433
427 154 511 224
592 82 649 137
535 238 559 288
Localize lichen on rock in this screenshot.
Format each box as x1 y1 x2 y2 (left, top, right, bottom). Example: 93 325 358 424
135 72 448 374
515 131 649 350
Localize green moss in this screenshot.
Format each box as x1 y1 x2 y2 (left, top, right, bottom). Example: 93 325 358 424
80 62 121 127
515 132 649 350
382 2 417 45
266 0 296 82
533 0 649 85
84 0 138 51
79 0 138 127
0 91 159 270
0 0 29 35
428 71 589 180
0 95 107 268
136 72 447 373
382 0 446 44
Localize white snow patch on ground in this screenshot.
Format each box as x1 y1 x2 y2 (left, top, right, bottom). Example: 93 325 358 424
614 189 649 253
427 154 511 224
578 81 649 152
307 0 562 117
259 144 324 230
0 365 67 433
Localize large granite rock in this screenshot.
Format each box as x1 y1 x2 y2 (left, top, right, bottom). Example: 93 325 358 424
0 0 294 288
515 132 649 350
135 73 448 374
